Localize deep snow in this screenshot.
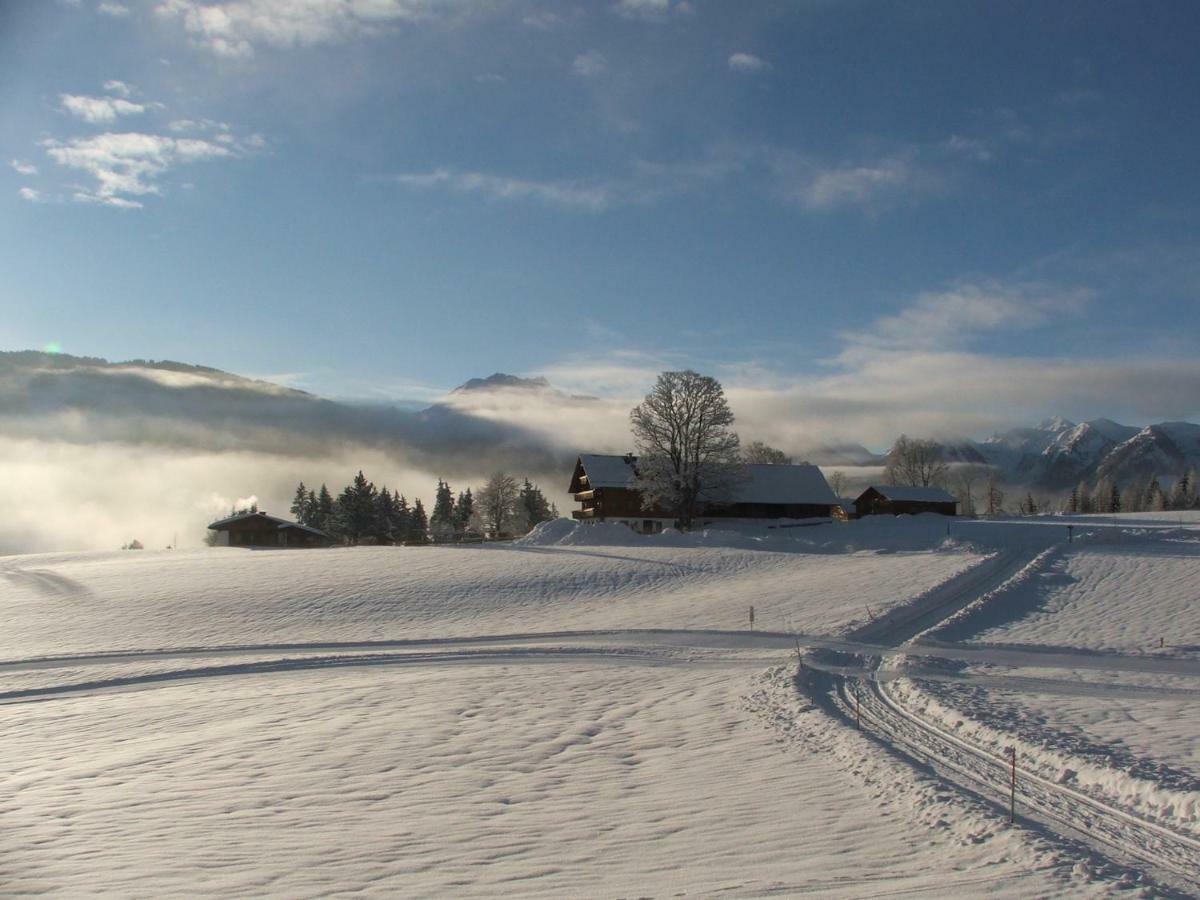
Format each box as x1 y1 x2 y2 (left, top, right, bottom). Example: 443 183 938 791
3 515 1199 895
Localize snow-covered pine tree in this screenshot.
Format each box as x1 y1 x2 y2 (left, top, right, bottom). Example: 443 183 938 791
430 479 457 541
1145 476 1166 512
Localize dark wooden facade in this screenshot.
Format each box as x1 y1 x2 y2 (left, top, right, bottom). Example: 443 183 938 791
569 455 837 531
854 487 958 518
209 512 332 548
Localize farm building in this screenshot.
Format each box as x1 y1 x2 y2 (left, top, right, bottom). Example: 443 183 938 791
207 511 332 548
853 485 959 518
568 454 838 533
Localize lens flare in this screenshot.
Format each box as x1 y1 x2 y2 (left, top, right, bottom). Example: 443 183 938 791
44 342 62 354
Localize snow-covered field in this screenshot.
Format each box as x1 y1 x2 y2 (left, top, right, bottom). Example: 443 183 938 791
1 519 983 659
4 515 1199 895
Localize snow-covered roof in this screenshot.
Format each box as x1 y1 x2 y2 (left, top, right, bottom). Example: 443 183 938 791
738 464 838 505
207 510 329 537
577 454 639 489
864 485 958 504
575 455 837 505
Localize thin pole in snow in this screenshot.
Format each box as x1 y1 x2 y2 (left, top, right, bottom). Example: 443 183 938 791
749 605 755 631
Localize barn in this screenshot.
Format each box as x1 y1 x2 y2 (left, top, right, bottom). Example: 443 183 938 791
207 511 332 548
853 485 959 517
568 454 838 533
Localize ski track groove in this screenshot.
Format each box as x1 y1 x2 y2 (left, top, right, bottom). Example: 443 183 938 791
824 544 1200 894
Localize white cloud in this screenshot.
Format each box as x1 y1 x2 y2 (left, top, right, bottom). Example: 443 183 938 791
799 158 911 210
389 154 743 212
728 52 767 73
613 0 690 22
11 159 38 176
103 79 134 97
97 2 131 15
17 187 43 203
42 131 241 208
155 0 482 57
572 50 607 78
842 281 1090 355
392 168 613 211
59 93 146 124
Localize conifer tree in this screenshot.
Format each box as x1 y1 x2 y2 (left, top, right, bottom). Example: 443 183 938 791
315 484 335 533
1145 476 1166 511
408 498 429 544
1076 480 1094 514
375 487 398 544
454 488 474 536
290 482 310 523
1066 485 1079 514
337 470 379 544
430 479 457 541
1170 468 1195 510
1109 481 1121 514
519 478 556 532
305 489 318 526
394 494 411 541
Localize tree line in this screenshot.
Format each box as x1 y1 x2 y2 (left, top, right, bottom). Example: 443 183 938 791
286 471 558 544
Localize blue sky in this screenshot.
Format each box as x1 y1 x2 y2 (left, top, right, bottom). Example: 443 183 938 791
4 0 1200 435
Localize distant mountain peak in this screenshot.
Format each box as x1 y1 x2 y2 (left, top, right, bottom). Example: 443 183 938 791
1037 415 1075 432
451 373 553 394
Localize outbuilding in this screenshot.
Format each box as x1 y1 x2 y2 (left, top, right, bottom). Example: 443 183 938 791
853 485 959 517
207 511 332 547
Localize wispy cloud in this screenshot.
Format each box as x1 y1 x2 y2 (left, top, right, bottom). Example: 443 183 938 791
391 168 614 211
842 280 1090 355
17 187 44 203
59 93 146 124
41 131 247 208
613 0 693 23
97 2 131 16
728 52 768 73
572 51 607 78
11 159 39 176
389 151 745 212
103 79 133 97
155 0 485 57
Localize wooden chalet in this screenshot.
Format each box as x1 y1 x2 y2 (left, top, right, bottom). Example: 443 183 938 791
207 510 332 548
568 454 838 533
853 485 959 518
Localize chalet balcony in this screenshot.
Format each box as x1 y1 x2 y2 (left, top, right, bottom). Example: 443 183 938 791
574 490 595 501
572 509 597 520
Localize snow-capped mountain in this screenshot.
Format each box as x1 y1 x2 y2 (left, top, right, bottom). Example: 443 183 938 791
969 417 1199 490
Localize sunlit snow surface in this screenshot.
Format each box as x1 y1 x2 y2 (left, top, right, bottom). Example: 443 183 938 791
3 515 1196 895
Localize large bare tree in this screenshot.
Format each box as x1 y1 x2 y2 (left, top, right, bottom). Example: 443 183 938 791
742 440 792 465
883 434 949 488
631 370 742 530
475 471 523 537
